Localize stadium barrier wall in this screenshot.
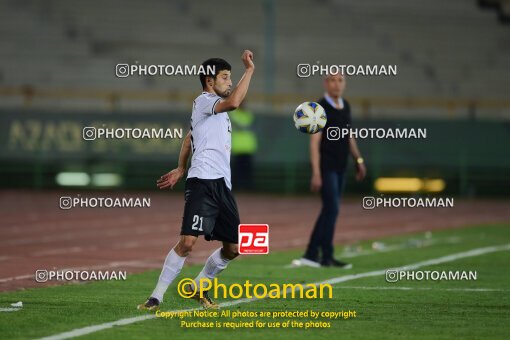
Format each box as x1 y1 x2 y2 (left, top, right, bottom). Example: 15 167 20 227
1 110 508 196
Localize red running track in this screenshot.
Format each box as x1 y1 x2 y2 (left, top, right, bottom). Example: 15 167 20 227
1 190 509 292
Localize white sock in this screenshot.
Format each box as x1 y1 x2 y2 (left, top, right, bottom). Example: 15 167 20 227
151 248 186 302
194 248 230 290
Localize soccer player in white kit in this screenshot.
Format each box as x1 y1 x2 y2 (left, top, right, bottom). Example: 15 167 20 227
138 50 255 311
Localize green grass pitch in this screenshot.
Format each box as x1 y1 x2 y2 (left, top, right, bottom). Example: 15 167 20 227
1 223 509 339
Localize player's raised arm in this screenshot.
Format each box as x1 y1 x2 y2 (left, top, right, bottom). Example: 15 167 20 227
214 50 255 113
156 130 192 189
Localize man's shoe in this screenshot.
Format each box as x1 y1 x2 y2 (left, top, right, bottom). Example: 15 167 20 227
185 284 219 310
137 297 160 311
322 259 353 269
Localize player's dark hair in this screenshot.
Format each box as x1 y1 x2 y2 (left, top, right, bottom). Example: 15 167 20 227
200 58 231 89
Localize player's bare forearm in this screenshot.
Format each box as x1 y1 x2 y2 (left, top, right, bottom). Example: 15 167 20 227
156 131 191 190
215 50 255 112
177 131 192 171
229 68 254 108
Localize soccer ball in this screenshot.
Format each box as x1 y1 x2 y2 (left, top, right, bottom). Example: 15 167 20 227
293 102 327 134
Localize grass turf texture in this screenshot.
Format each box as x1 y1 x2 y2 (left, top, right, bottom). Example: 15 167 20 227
1 223 509 339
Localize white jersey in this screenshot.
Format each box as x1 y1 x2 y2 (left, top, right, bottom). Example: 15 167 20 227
187 92 233 189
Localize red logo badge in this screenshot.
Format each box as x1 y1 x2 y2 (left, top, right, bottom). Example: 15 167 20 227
238 224 269 254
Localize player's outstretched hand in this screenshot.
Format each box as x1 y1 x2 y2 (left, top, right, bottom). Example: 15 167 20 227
157 168 185 190
242 50 255 70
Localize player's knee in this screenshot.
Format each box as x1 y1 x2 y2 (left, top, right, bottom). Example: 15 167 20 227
176 238 196 256
222 246 239 260
183 245 194 255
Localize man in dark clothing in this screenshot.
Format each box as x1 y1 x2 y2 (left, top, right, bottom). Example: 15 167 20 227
295 73 367 268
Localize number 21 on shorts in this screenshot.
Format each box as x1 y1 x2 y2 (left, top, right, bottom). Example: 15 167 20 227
192 215 203 231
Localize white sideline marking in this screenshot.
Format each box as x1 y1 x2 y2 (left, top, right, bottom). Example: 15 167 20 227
0 301 23 312
0 307 22 312
40 243 510 340
0 260 162 283
0 274 34 283
2 253 211 284
333 286 507 292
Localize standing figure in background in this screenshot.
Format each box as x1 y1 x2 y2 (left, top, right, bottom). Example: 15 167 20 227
231 102 258 191
293 72 367 268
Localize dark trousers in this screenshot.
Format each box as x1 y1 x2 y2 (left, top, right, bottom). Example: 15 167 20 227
304 169 345 264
